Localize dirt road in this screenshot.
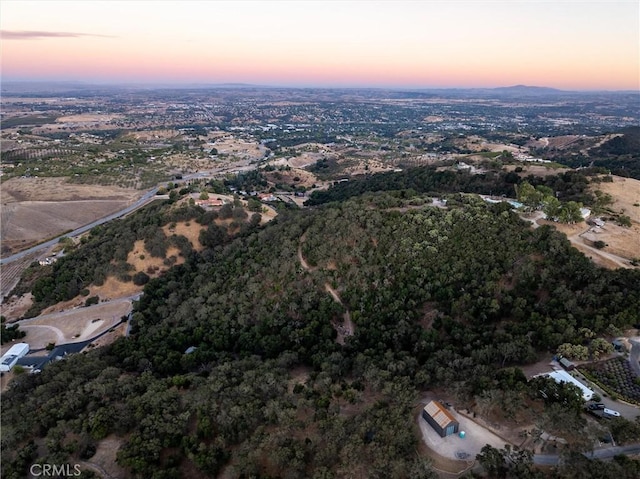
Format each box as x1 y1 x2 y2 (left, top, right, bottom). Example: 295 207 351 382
298 232 355 343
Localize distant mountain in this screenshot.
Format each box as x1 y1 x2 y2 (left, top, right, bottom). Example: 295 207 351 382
491 84 564 94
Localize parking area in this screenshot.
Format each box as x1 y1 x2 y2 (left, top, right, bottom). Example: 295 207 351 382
417 404 509 461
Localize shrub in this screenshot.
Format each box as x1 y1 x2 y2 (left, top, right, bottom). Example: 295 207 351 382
132 271 150 286
85 296 99 307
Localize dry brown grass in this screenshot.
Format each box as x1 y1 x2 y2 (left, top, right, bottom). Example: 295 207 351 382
0 177 140 254
594 176 640 224
163 221 205 251
55 114 122 123
89 276 141 300
590 176 640 261
1 176 139 203
504 164 570 177
264 167 317 188
126 240 185 278
212 137 266 160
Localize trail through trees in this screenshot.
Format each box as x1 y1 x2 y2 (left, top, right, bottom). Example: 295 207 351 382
298 232 354 344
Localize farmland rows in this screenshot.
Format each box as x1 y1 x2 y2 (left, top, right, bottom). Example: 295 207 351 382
2 148 75 162
0 252 39 301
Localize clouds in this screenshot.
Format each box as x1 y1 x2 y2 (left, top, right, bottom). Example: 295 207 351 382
0 30 114 40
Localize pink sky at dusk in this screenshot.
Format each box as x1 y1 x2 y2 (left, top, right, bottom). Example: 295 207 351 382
1 0 638 90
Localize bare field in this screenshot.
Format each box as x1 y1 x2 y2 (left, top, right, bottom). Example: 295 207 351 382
1 177 140 203
1 200 129 244
82 436 127 479
593 176 640 224
504 164 570 177
541 220 636 269
545 135 582 149
264 167 318 188
123 129 181 141
0 292 34 321
212 137 266 161
56 114 123 123
589 176 640 261
1 177 140 255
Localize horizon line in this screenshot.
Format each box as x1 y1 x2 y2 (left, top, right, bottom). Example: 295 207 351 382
2 79 639 93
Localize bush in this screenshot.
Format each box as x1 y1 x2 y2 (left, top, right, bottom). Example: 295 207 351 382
85 296 99 307
132 272 150 286
618 215 632 227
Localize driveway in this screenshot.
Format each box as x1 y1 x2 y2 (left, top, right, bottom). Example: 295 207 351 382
628 338 640 378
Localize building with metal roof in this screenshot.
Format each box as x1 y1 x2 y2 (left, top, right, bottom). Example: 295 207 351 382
422 400 459 437
546 370 594 401
0 342 29 372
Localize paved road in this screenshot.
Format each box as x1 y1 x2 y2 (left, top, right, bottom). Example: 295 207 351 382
534 444 640 465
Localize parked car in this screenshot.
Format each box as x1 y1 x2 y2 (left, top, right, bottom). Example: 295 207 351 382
587 403 605 410
603 408 621 417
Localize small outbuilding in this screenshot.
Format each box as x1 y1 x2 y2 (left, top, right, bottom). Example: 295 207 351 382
611 339 625 352
422 400 459 438
559 357 575 371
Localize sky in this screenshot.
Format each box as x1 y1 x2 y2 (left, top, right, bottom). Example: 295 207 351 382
1 0 638 90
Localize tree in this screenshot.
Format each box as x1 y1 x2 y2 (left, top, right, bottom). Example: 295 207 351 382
558 201 583 224
557 343 589 361
589 337 613 359
516 182 544 212
543 196 562 220
199 191 209 201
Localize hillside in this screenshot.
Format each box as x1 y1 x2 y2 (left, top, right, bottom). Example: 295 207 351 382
2 187 640 478
532 127 640 180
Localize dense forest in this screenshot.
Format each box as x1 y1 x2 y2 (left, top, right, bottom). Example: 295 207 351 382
305 167 596 207
3 178 640 477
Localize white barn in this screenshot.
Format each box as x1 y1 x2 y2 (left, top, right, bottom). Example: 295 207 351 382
0 343 30 372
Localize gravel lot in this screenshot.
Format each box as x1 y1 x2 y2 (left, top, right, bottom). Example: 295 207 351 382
417 403 510 460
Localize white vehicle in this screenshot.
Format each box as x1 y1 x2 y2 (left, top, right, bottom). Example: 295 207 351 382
603 408 621 417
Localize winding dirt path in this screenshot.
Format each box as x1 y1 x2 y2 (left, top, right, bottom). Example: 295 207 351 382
298 231 355 344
